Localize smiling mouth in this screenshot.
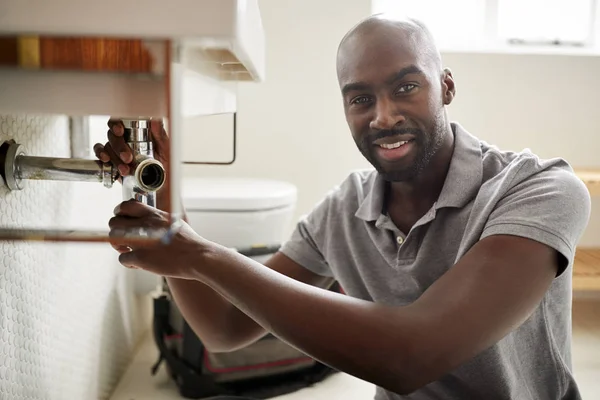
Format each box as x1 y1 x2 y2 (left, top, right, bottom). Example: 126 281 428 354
377 139 414 149
373 139 416 162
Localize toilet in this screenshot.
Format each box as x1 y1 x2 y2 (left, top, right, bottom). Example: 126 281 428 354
181 177 298 260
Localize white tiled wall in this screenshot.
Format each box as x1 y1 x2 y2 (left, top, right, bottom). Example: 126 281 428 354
0 115 143 399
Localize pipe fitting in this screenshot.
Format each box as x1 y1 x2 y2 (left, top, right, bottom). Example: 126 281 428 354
119 118 166 206
132 155 166 193
0 140 165 195
0 118 166 208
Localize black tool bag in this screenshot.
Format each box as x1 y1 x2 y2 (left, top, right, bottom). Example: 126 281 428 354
150 245 340 399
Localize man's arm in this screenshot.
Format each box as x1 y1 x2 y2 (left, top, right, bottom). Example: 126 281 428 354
156 191 335 352
194 233 558 394
165 252 334 352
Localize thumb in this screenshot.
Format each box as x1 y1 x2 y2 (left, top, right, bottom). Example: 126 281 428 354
119 250 163 275
119 250 142 269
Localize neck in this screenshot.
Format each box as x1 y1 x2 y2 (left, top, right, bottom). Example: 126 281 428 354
387 126 455 213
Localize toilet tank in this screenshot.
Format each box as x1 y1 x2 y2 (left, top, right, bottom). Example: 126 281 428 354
181 177 298 251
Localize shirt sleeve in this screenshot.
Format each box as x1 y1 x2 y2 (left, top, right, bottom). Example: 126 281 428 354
480 165 591 277
279 194 335 277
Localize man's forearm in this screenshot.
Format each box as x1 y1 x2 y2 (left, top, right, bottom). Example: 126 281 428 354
196 244 421 394
155 189 267 351
165 277 268 351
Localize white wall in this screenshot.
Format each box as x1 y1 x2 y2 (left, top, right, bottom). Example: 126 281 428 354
0 114 144 399
442 52 600 246
181 0 600 246
181 0 373 236
442 52 600 167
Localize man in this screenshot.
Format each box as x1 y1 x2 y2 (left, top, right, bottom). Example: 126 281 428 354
95 14 591 400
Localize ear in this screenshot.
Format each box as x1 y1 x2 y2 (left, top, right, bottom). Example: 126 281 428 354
442 67 456 105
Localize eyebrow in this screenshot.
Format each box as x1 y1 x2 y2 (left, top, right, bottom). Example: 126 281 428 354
341 64 425 96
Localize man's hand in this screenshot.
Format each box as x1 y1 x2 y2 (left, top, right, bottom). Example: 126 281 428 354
109 200 208 279
93 117 170 178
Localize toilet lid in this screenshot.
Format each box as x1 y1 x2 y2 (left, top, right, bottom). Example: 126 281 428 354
181 177 298 211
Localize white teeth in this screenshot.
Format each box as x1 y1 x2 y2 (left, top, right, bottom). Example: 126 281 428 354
380 141 408 149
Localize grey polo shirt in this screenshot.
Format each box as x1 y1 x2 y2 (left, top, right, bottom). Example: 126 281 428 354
280 122 591 400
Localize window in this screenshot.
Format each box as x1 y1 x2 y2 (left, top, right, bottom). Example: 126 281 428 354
497 0 594 45
371 0 487 50
371 0 598 52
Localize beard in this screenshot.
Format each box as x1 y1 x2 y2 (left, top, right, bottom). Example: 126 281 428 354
355 119 447 182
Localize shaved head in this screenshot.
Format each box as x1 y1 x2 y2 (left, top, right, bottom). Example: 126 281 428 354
337 14 442 83
336 14 455 182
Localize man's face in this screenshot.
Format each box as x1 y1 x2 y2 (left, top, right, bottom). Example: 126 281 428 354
337 30 454 182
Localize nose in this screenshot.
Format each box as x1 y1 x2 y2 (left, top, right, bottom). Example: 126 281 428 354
369 98 405 131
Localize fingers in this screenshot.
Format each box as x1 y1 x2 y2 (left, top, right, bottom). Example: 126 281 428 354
109 215 141 231
114 234 163 271
108 127 133 164
93 143 110 163
94 140 126 176
108 226 139 255
109 201 169 257
108 223 153 255
107 117 125 135
111 242 132 254
149 118 170 162
103 137 130 176
150 119 168 140
109 214 166 231
105 117 167 169
114 200 160 218
98 118 135 176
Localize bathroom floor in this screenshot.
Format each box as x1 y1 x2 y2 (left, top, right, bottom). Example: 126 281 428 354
109 298 600 400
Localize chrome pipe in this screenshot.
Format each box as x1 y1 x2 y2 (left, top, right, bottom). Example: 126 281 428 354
0 141 117 191
120 118 166 207
17 156 115 186
0 119 165 201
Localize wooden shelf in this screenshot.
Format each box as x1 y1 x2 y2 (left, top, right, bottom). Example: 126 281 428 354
572 170 600 290
573 248 600 291
0 0 265 82
0 0 264 117
575 169 600 197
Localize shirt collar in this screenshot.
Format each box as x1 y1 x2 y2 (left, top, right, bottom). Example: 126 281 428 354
355 122 483 222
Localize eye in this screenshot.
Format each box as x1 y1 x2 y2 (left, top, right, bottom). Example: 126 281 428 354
396 84 417 94
350 96 372 105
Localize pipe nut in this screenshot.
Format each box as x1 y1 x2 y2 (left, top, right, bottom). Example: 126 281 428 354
101 162 118 188
2 142 27 191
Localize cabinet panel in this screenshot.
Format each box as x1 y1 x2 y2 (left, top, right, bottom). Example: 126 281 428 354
40 38 155 72
1 36 157 73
